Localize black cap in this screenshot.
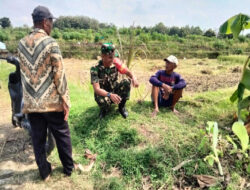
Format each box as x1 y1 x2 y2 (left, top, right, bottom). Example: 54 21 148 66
32 5 56 22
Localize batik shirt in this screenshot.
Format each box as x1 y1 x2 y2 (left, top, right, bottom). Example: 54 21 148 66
17 28 70 113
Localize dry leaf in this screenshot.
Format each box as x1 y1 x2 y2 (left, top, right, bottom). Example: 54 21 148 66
84 149 97 160
193 175 218 188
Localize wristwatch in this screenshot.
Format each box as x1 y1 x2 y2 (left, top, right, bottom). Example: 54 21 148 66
107 92 111 98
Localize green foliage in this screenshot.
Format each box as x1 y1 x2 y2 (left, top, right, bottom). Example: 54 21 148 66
114 129 140 148
15 31 26 40
219 13 250 38
232 122 249 155
233 48 243 55
0 30 9 41
204 122 224 175
96 178 125 190
0 17 11 28
1 25 249 59
139 33 150 43
247 164 250 174
54 16 99 30
51 28 61 39
213 40 226 50
204 29 216 37
241 56 250 90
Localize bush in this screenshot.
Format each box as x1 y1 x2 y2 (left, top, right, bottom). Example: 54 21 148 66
139 33 150 43
233 48 243 55
51 29 61 39
238 35 246 42
0 30 9 41
15 31 26 40
62 32 71 40
204 29 216 37
213 40 226 50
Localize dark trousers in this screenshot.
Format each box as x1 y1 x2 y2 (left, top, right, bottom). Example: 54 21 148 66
28 112 74 179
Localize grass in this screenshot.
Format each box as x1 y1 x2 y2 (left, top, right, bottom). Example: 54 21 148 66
0 56 249 189
55 82 240 189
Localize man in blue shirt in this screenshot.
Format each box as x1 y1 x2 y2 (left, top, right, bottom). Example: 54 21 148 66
149 55 186 116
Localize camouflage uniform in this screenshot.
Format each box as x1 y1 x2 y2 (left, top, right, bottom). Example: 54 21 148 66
90 60 131 110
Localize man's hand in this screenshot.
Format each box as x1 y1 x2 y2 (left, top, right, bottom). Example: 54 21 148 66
110 93 121 104
62 101 69 121
132 78 139 88
162 84 172 94
151 108 159 117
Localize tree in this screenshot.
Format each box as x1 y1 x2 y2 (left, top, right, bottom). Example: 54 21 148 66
152 22 168 34
169 26 180 36
53 16 99 30
203 29 216 37
0 17 11 28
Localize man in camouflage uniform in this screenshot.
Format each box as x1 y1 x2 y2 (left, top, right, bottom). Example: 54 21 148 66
90 43 139 119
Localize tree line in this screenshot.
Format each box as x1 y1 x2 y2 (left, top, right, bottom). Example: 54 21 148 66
0 16 232 38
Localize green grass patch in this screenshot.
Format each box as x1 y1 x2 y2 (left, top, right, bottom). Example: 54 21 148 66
217 55 248 65
61 82 244 189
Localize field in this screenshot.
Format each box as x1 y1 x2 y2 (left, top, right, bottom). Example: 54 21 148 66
0 55 249 190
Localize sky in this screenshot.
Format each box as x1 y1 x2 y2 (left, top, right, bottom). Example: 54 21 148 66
0 0 249 32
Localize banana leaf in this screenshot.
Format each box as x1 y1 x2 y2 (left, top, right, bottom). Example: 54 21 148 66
238 96 250 111
241 56 250 90
230 83 245 103
219 13 250 38
232 121 249 153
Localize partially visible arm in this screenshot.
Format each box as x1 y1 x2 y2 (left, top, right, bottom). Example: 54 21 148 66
173 74 186 90
150 71 173 93
125 69 139 87
50 42 70 120
92 82 121 104
113 58 139 87
91 66 121 104
149 70 163 87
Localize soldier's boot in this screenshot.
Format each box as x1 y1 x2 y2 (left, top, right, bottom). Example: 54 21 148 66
99 108 107 119
118 99 128 119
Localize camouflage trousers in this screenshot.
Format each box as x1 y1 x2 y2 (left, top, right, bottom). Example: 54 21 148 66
95 79 131 110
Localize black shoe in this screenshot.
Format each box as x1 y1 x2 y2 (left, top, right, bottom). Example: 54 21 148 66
99 109 107 119
119 106 128 119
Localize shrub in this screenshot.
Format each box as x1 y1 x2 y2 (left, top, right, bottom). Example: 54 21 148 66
139 33 150 43
238 35 246 42
233 48 243 55
213 40 226 50
15 31 26 40
52 29 61 39
0 30 9 41
204 29 216 37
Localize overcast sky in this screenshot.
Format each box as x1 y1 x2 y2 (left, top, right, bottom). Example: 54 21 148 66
0 0 249 32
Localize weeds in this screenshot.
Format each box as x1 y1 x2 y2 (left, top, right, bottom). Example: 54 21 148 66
203 122 224 175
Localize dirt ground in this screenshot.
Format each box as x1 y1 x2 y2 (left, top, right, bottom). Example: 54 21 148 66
0 58 242 189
